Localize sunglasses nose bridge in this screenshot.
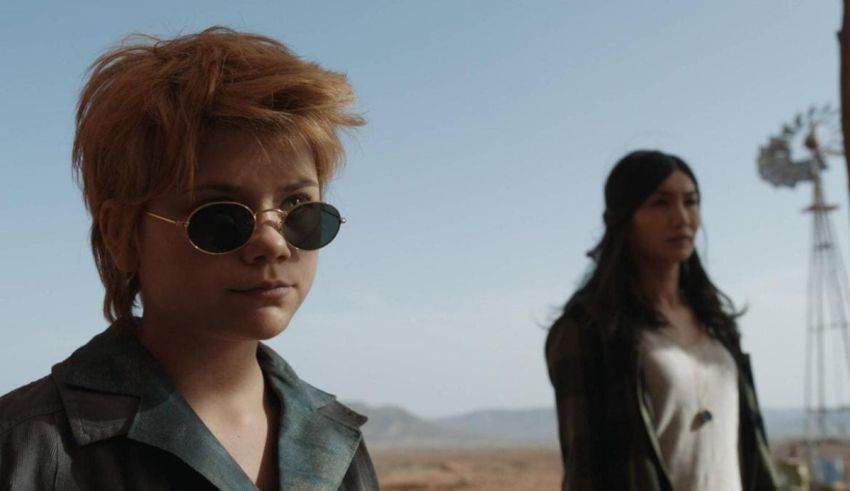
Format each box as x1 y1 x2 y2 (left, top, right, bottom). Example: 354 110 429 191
254 208 288 234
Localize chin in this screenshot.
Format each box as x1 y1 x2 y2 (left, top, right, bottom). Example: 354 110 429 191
674 253 693 264
224 308 294 341
666 246 695 264
252 315 293 340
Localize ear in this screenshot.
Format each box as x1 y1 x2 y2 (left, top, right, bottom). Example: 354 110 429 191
99 199 140 272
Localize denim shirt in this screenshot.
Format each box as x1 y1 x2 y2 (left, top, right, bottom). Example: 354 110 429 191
0 323 379 490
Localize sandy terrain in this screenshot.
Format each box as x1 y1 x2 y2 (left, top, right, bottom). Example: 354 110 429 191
371 447 562 491
373 441 850 490
773 439 850 487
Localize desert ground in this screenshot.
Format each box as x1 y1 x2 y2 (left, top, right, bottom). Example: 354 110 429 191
372 447 561 491
372 441 850 490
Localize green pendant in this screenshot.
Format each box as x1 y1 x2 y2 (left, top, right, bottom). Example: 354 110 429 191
701 409 713 422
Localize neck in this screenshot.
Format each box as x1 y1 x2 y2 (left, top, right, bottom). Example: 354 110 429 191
636 258 683 308
135 315 266 411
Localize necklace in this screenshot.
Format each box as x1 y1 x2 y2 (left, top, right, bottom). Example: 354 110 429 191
658 315 715 428
697 409 714 425
659 306 715 427
691 335 713 428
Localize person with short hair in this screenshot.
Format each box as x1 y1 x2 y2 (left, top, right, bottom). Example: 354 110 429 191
545 150 779 490
0 27 377 490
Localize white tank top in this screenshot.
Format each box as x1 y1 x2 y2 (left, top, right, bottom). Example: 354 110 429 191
641 328 742 491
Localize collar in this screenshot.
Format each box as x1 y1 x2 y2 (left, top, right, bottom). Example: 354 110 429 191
52 322 366 490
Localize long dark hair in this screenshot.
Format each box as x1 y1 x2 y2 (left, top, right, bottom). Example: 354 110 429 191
565 150 741 348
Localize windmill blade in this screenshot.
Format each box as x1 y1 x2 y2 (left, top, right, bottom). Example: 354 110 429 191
757 105 841 189
758 137 815 188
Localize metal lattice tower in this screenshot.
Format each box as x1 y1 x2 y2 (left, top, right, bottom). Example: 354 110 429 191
802 147 850 449
757 107 850 482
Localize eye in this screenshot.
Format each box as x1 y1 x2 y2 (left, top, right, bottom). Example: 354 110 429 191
281 193 313 210
186 196 234 215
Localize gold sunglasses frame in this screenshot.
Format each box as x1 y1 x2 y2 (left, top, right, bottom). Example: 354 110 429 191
145 200 346 255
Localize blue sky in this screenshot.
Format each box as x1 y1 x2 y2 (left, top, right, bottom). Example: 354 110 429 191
0 1 845 417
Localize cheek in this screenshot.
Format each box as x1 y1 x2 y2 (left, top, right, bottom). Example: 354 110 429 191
301 252 319 287
691 209 702 230
634 229 656 255
631 216 668 258
632 217 654 243
137 231 210 294
629 225 649 257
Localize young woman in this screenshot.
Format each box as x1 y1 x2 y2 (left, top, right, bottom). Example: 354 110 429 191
0 28 377 490
545 150 779 491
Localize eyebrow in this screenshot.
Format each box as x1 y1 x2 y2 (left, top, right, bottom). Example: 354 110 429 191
193 178 320 196
652 190 699 197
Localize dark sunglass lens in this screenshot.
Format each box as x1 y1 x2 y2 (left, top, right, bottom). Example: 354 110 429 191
187 203 255 253
284 203 341 250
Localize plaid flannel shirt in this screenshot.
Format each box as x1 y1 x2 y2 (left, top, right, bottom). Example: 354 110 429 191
545 309 780 491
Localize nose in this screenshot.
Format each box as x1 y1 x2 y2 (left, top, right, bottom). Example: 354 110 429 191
672 201 690 226
239 210 292 264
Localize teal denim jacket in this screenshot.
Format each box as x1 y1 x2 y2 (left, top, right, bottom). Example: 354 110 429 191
0 323 378 490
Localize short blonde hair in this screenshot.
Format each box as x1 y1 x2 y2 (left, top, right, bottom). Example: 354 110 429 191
73 26 364 322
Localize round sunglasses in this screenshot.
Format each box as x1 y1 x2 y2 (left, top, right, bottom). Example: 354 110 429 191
145 201 345 254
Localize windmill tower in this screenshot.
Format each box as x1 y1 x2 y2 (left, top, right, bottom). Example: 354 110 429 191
758 105 850 486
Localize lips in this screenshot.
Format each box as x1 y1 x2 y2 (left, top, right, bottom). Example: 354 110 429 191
232 281 292 292
229 281 294 301
667 235 693 244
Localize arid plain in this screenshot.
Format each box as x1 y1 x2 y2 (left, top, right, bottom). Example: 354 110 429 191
372 441 850 491
355 403 850 489
372 447 561 491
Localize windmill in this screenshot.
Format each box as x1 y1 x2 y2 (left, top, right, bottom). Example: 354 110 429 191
758 104 850 487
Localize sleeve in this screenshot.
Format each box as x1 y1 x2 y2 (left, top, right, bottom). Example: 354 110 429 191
0 377 65 491
545 315 607 491
0 415 63 491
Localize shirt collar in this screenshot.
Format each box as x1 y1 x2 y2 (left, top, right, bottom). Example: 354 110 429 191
53 322 367 490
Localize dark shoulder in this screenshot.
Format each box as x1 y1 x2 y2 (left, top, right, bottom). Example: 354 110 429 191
0 374 66 489
547 292 593 338
545 293 597 365
0 375 63 435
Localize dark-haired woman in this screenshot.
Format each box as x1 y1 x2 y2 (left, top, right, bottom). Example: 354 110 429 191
545 150 779 490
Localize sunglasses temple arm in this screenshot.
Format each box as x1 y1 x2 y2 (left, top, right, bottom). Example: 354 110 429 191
145 211 185 227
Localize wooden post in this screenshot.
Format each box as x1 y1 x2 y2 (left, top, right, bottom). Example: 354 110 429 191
840 1 850 201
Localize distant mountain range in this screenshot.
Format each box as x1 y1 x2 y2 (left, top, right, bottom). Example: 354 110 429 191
345 403 850 448
762 408 850 440
345 403 558 448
